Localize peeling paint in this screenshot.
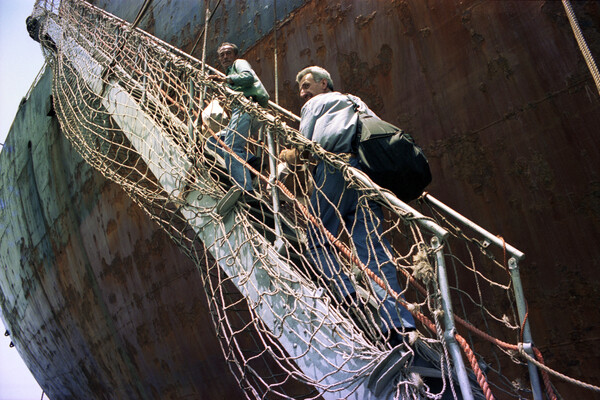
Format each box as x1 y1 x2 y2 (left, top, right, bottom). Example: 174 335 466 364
355 11 376 29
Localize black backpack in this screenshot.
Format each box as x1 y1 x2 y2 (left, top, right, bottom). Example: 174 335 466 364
349 97 432 202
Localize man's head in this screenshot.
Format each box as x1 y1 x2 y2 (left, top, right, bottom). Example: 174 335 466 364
217 42 239 69
296 66 334 102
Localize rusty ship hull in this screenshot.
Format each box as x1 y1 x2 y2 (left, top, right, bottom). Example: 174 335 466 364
1 1 599 399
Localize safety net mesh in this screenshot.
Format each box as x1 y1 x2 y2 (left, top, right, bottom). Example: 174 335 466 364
31 1 558 399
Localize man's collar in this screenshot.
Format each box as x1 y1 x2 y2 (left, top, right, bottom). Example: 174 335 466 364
226 60 236 73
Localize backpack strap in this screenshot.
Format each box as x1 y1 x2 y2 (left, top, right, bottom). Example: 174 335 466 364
346 94 363 152
346 94 363 114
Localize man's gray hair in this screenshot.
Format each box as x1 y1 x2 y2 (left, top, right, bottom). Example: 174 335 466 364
218 42 239 56
296 66 334 91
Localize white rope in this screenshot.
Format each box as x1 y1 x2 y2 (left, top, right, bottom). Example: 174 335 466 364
518 344 600 393
562 0 600 95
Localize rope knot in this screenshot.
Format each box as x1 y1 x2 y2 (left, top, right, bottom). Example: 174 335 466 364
411 247 433 284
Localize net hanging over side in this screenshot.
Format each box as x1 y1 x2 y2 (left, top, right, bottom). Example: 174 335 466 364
28 1 561 399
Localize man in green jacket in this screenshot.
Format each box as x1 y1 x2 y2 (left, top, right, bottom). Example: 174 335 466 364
208 42 269 209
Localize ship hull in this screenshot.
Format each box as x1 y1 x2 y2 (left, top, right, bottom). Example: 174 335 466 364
1 0 599 398
0 69 245 398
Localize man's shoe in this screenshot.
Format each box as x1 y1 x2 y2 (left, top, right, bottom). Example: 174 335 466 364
216 187 243 215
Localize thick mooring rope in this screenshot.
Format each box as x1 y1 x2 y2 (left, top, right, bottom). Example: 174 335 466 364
562 0 600 95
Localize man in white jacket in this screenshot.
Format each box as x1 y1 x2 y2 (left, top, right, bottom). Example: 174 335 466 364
283 66 416 337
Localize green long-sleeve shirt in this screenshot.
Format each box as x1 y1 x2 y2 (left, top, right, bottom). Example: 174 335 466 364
226 59 269 107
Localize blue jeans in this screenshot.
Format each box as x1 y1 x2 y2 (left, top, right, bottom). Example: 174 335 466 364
207 106 255 191
307 158 416 331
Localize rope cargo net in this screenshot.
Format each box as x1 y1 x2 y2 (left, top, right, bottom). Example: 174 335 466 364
30 0 576 399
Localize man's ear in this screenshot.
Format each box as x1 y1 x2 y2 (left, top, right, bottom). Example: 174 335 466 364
320 78 328 91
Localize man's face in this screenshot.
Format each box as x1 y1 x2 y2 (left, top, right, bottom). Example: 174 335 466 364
218 46 237 69
299 73 328 102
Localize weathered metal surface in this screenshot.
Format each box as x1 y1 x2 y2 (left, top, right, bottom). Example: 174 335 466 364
2 0 600 398
89 0 306 57
0 69 245 399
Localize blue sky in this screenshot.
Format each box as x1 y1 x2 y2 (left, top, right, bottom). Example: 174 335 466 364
0 0 46 145
0 1 46 399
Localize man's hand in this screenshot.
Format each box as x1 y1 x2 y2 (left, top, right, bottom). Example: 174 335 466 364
208 74 228 83
280 148 308 166
279 148 298 165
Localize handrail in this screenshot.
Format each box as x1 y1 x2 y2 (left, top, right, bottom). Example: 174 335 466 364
432 236 476 400
423 193 525 261
350 169 449 239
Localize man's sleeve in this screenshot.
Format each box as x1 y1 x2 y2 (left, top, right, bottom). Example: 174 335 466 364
227 59 255 88
299 103 318 141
